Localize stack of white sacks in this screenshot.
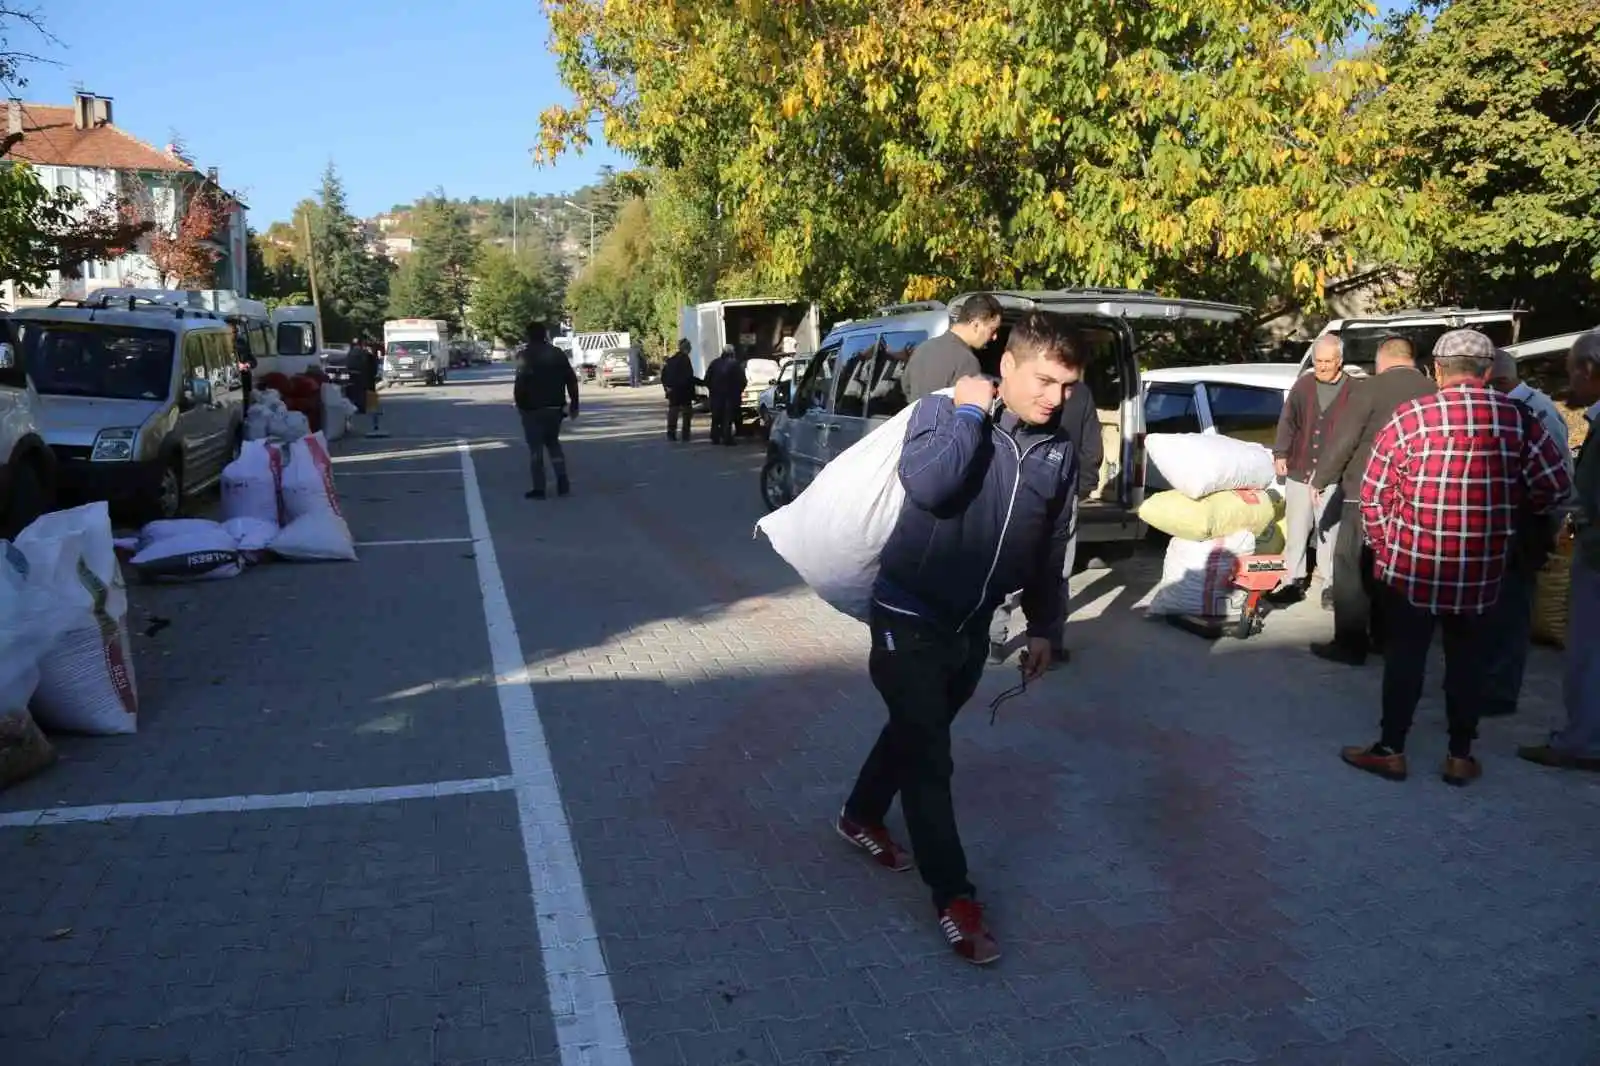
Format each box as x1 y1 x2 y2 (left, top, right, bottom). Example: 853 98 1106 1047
1140 433 1281 618
126 433 357 583
243 388 310 444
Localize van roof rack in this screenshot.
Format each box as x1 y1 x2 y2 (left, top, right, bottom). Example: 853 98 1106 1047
872 301 947 317
83 291 224 320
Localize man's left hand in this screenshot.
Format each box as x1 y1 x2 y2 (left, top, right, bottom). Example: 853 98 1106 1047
1020 638 1052 682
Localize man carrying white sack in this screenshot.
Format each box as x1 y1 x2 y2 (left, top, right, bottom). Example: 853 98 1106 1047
835 311 1080 966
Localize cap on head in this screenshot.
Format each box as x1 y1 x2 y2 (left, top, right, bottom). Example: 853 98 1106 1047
1433 329 1496 380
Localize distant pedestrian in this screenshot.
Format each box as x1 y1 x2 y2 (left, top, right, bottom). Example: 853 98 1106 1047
1309 337 1435 665
1270 335 1354 607
1520 329 1600 773
901 293 1003 403
837 312 1081 965
628 339 643 388
512 320 579 499
660 339 699 442
706 344 746 446
1341 329 1570 787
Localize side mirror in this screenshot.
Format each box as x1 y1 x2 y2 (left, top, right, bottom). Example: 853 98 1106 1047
0 342 14 371
183 378 213 408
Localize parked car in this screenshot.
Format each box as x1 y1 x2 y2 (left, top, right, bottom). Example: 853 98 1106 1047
10 299 246 521
0 314 56 538
489 346 511 363
1140 364 1302 492
758 356 811 437
597 350 632 387
761 289 1250 553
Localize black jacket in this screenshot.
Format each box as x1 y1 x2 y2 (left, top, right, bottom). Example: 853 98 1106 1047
1058 384 1104 499
706 354 747 401
875 398 1078 637
1311 367 1436 498
660 352 699 404
513 343 580 414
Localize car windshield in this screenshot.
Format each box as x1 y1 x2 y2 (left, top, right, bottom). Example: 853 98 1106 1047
388 340 435 356
1337 320 1518 375
19 323 174 400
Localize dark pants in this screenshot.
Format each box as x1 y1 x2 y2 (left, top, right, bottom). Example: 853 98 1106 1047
845 607 989 909
667 401 693 440
709 395 740 444
519 408 567 493
1379 585 1492 756
1482 564 1534 716
1331 501 1384 652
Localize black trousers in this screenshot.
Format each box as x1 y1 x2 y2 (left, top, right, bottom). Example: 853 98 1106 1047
519 408 567 492
667 401 692 440
709 396 740 444
1331 500 1385 652
1379 585 1492 755
845 607 989 909
1482 563 1534 716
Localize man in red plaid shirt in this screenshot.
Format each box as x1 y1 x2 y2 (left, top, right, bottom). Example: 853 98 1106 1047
1341 329 1571 787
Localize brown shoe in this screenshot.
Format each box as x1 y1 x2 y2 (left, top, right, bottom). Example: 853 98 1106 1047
1517 744 1600 772
1442 755 1482 787
1340 744 1408 781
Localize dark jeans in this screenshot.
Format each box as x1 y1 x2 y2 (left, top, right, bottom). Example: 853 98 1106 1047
1482 564 1534 716
519 407 567 493
845 607 989 909
667 401 693 440
709 396 740 444
1331 501 1384 651
1379 585 1492 755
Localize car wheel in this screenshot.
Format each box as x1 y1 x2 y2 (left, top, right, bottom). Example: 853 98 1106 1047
760 454 791 512
0 455 50 539
139 460 183 524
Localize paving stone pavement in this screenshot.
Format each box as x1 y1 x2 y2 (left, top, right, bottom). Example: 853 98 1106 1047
2 367 1597 1066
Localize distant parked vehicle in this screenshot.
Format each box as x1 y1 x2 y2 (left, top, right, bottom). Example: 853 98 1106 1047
597 350 632 387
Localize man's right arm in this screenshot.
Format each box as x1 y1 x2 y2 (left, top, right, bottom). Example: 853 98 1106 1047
898 398 987 510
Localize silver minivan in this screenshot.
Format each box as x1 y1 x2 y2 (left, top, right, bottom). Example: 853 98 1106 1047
762 289 1249 547
12 300 245 521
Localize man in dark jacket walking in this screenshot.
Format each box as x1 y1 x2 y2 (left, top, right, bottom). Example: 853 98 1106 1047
1271 335 1355 607
706 345 747 446
512 321 579 499
836 311 1081 966
660 340 699 441
1309 336 1435 663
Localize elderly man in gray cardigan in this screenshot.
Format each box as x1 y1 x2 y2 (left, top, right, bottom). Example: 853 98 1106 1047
1269 334 1355 607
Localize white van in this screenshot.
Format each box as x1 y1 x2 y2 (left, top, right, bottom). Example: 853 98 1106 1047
11 299 245 521
0 317 55 537
762 289 1249 547
383 319 450 385
1296 308 1524 377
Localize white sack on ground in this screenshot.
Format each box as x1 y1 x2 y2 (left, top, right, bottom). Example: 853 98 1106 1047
14 502 139 734
222 517 279 555
0 542 64 710
130 522 244 582
1147 530 1258 618
279 432 343 522
270 511 357 562
1145 433 1276 500
755 391 949 621
221 440 282 525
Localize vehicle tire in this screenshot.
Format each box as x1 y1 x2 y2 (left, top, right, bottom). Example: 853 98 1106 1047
0 455 50 539
138 459 182 524
760 454 791 512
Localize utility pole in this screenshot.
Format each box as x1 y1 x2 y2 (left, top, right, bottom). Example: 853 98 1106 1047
564 200 597 262
512 197 518 257
301 212 321 318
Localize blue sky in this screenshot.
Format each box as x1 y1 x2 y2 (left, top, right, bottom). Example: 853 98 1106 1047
16 0 628 227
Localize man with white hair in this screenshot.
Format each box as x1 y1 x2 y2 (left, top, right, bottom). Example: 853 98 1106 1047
1520 329 1600 772
1341 329 1570 787
1270 333 1355 607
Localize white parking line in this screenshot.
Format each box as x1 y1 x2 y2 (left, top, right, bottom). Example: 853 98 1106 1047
355 537 475 547
456 440 632 1066
336 469 464 476
0 776 515 828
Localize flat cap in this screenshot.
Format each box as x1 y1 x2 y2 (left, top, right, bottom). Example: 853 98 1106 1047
1434 329 1495 362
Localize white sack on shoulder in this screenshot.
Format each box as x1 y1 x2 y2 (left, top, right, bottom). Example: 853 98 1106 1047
130 523 243 581
754 391 949 622
221 439 282 525
1146 530 1258 617
279 431 343 522
1145 433 1276 500
270 510 356 561
13 502 138 734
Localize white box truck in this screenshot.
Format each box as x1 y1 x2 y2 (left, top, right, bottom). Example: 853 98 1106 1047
383 319 451 386
678 299 820 421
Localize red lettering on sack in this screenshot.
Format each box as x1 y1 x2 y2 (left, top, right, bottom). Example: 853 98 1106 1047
305 434 343 518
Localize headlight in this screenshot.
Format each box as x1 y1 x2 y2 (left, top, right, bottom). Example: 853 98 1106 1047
91 427 137 463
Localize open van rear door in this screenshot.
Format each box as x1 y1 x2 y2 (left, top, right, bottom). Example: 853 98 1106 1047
795 303 821 353
956 289 1250 324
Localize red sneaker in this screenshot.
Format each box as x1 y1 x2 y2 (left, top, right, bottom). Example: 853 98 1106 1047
835 810 913 872
938 898 1000 965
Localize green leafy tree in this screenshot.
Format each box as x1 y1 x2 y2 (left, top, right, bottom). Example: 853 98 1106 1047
1380 0 1600 335
541 0 1415 313
311 164 389 341
564 196 664 340
469 244 562 344
402 193 480 332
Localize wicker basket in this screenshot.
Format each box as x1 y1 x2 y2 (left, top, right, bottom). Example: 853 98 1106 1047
1532 540 1574 648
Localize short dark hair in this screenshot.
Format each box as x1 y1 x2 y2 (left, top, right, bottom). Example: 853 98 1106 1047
953 293 1003 326
1007 311 1084 369
525 321 548 345
1376 336 1415 363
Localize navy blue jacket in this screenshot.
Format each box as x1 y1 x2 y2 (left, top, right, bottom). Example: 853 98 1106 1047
874 397 1078 637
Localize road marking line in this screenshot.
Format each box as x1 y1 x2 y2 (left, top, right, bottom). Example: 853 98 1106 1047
0 776 515 828
354 537 475 547
335 468 464 476
457 439 632 1066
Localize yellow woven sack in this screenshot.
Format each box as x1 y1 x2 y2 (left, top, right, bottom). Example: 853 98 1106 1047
1532 539 1573 648
1140 488 1277 541
1255 517 1288 555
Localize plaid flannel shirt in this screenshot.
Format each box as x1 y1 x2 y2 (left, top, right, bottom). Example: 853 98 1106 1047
1360 384 1572 614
